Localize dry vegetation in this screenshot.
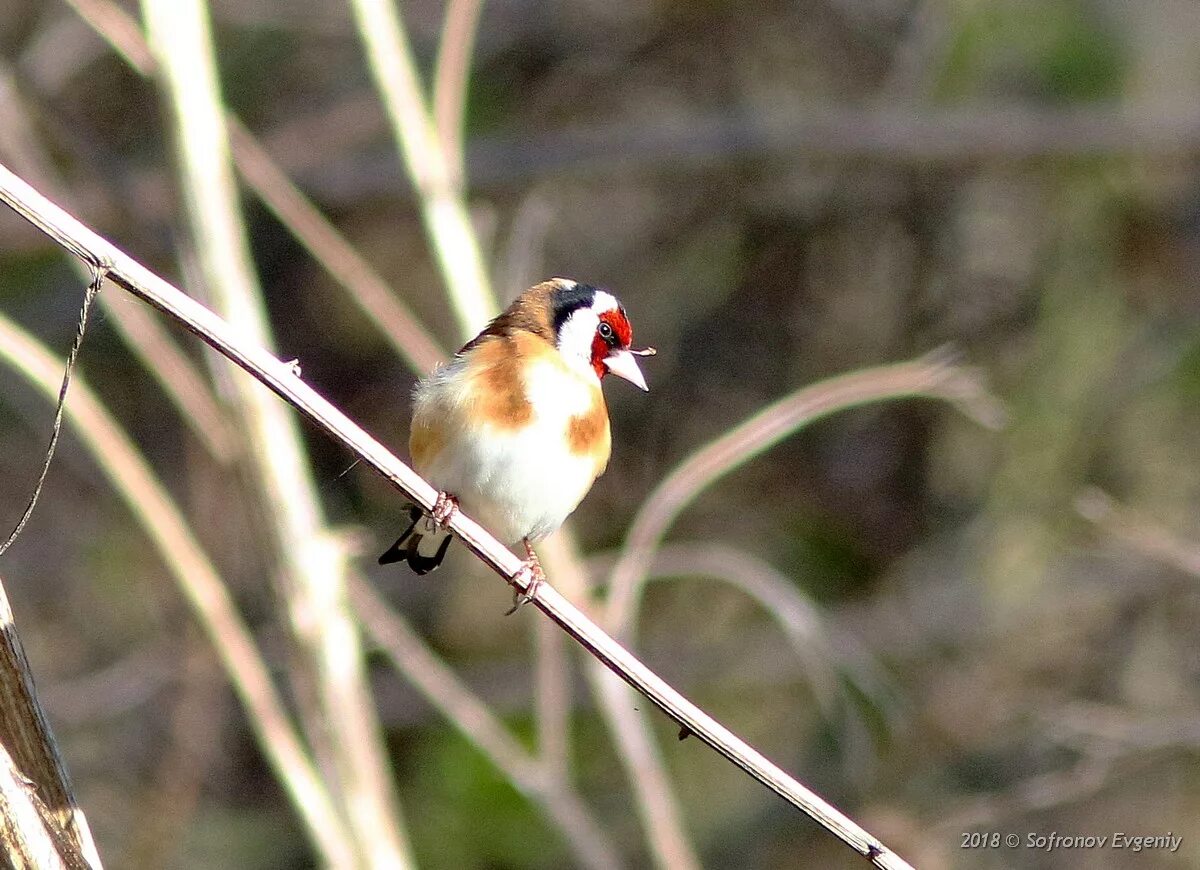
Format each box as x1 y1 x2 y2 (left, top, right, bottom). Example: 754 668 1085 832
0 0 1198 868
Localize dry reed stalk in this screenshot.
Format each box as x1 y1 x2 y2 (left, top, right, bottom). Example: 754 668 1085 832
139 0 412 864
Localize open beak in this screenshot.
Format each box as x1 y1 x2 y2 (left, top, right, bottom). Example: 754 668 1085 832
604 348 649 391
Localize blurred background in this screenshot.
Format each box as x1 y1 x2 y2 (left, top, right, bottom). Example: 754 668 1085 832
1 0 1199 867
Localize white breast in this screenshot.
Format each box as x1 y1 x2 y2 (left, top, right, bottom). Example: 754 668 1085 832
414 355 608 545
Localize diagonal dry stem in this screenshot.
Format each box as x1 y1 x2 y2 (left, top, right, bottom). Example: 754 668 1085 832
0 161 915 870
1075 487 1200 577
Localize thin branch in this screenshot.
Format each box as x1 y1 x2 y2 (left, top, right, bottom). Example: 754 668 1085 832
0 311 355 867
604 350 1006 634
460 105 1200 183
0 163 915 870
138 1 412 865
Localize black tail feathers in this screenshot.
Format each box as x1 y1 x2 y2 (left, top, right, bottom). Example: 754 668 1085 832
378 505 453 574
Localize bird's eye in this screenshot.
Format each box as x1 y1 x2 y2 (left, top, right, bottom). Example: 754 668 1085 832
598 321 615 343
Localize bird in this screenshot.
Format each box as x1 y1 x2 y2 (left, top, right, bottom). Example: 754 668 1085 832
379 278 653 610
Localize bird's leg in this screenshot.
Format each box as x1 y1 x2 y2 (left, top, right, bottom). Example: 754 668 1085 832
505 538 545 615
425 492 459 532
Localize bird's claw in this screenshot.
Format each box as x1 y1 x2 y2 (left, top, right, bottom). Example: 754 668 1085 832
505 541 544 615
425 492 458 532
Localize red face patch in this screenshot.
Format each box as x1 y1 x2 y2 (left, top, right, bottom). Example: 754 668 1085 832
590 309 633 379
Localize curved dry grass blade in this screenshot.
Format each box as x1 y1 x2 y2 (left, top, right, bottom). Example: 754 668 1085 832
597 542 842 713
0 313 355 867
0 162 915 870
139 0 413 864
605 351 1006 634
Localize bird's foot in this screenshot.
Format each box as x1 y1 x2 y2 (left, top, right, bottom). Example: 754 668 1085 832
505 540 544 615
425 492 459 532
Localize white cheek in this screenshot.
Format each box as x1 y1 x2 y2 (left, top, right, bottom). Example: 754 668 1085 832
557 309 600 367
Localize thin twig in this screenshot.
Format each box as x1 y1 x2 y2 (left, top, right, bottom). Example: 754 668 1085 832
605 350 1006 634
0 311 355 868
0 267 101 558
0 163 915 870
139 1 413 864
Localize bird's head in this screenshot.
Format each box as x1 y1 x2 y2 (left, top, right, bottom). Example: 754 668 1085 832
549 278 653 390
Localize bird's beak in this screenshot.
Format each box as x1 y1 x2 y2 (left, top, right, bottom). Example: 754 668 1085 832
604 348 649 391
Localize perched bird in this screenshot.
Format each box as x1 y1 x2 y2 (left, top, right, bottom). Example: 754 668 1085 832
379 278 653 609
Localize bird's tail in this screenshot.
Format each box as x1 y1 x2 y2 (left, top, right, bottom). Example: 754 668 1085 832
378 505 453 574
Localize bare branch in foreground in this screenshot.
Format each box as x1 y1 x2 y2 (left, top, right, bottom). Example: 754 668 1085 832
0 163 915 870
0 735 85 870
0 577 101 867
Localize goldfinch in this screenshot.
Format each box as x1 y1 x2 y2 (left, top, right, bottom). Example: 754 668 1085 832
379 278 652 606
